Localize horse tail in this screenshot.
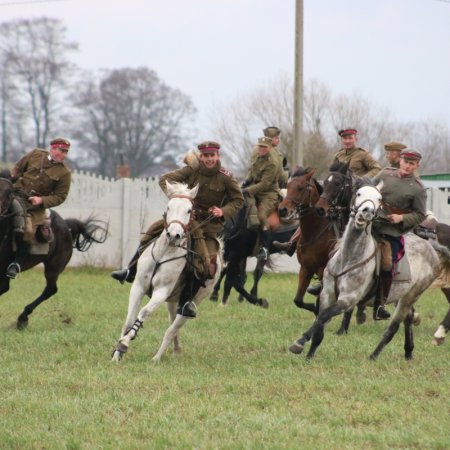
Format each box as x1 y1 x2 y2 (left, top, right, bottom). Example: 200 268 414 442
64 216 109 252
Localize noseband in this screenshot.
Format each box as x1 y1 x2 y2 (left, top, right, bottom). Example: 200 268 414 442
284 180 316 214
163 194 194 232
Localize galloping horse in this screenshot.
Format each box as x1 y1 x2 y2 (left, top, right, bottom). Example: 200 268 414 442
210 205 297 308
111 182 222 363
289 180 450 360
316 163 450 343
0 177 108 328
278 167 336 314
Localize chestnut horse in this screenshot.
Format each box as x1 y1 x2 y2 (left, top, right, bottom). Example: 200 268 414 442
278 167 338 314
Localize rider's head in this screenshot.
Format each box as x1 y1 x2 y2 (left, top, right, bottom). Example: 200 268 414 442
197 141 220 168
263 126 281 147
257 136 273 156
49 137 70 163
338 128 358 150
399 148 421 175
384 141 407 165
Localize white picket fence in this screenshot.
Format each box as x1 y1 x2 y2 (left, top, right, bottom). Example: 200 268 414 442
54 171 450 271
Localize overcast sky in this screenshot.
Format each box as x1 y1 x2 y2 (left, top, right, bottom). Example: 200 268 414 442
1 0 449 136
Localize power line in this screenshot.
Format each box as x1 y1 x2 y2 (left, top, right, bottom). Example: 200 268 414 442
0 0 68 6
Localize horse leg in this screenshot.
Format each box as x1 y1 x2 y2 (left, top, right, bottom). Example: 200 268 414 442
289 302 347 356
433 287 450 345
250 258 265 298
16 272 58 329
403 309 415 360
292 267 316 313
335 308 354 336
238 258 247 302
210 266 226 302
0 277 10 296
167 302 181 354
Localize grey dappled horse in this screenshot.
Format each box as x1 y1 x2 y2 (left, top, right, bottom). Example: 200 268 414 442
289 180 450 360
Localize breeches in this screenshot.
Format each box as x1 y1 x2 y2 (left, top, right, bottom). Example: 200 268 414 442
255 195 279 229
379 235 404 272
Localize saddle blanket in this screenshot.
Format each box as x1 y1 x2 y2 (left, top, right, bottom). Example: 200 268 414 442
393 255 411 282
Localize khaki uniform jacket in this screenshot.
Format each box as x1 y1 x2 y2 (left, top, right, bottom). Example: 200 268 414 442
372 167 426 237
11 149 72 209
333 147 381 177
251 146 288 189
159 162 244 232
245 150 279 197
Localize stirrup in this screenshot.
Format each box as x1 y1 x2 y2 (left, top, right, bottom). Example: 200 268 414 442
373 306 390 321
256 247 269 261
177 301 197 318
6 262 21 279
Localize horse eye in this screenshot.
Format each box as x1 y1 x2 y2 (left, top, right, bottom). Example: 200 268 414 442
188 209 192 214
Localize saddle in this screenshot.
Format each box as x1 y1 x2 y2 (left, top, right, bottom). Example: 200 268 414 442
414 216 438 240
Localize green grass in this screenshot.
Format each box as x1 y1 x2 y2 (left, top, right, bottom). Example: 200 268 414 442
0 268 449 449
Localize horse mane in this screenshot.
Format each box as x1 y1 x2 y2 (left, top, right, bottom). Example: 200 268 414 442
328 161 349 174
354 177 375 191
166 182 192 196
290 166 323 195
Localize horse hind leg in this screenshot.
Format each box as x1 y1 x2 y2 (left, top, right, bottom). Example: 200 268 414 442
153 314 189 363
433 287 450 345
335 308 354 336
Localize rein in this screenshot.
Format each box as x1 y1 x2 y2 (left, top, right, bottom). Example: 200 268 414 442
163 194 195 232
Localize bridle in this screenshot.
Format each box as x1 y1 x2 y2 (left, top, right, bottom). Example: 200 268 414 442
163 194 194 233
284 178 317 216
319 173 352 210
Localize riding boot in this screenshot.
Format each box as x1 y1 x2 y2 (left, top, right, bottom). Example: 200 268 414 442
307 282 322 296
273 227 300 257
373 270 392 320
110 248 140 284
6 233 29 279
177 272 204 318
257 230 271 261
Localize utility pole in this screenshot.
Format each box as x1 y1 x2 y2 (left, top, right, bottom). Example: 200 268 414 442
293 0 304 167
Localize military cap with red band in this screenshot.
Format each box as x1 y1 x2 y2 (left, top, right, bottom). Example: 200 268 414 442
197 141 220 152
50 137 71 151
338 128 357 137
400 148 422 160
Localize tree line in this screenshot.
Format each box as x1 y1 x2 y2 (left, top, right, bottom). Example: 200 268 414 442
1 17 448 179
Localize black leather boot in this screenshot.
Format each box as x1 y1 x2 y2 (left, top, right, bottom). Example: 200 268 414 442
6 234 28 279
110 249 140 284
273 240 296 256
373 270 392 320
177 273 204 318
307 282 322 296
257 230 271 261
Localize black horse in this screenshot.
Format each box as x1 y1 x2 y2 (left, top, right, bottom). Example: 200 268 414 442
0 177 108 329
210 205 297 308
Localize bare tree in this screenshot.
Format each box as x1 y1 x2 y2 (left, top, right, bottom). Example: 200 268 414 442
0 17 78 156
72 67 196 177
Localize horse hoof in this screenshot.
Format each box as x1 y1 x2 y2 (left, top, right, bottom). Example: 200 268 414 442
238 295 244 303
288 341 304 354
17 319 29 330
413 313 421 326
210 292 218 302
293 299 303 309
111 350 123 362
356 312 367 325
218 302 227 308
368 353 377 361
432 337 444 346
335 328 347 336
258 298 269 309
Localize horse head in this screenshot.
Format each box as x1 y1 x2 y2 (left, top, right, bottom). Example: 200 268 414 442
315 162 353 217
0 177 14 217
352 180 383 229
164 181 198 245
278 167 320 218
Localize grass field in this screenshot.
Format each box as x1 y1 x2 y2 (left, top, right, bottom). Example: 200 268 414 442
0 268 449 450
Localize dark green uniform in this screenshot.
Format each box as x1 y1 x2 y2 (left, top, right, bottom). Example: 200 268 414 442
159 160 244 260
372 167 426 237
11 149 71 224
333 147 381 177
245 150 279 229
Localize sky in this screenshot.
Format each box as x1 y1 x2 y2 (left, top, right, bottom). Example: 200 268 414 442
1 0 450 137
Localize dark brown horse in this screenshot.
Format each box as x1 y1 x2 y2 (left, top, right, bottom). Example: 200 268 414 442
278 167 339 314
0 177 108 329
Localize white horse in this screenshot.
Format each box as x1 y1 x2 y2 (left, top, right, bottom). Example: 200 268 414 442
289 180 450 360
112 182 222 363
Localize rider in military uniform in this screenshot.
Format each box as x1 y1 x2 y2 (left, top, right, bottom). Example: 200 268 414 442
371 148 426 320
262 126 289 188
242 136 280 261
333 128 381 177
111 140 244 318
384 141 407 169
6 137 72 279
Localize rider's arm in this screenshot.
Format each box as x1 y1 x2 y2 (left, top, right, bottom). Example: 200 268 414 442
41 171 72 208
245 162 277 196
221 176 245 220
159 166 193 196
363 153 382 178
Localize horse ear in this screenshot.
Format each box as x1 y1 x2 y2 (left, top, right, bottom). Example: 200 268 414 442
189 184 199 198
306 168 316 179
375 180 384 192
165 180 175 197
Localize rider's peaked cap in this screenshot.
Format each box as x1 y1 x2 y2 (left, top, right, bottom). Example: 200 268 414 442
197 141 220 153
400 148 422 161
263 126 281 138
257 136 273 148
384 141 407 152
50 137 71 150
338 128 357 137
